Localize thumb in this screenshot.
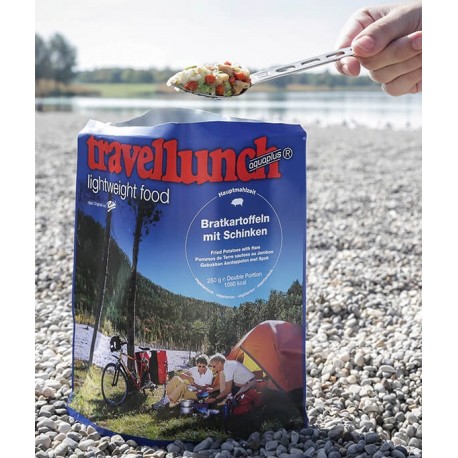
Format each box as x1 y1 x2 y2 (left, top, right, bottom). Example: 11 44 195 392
352 8 417 57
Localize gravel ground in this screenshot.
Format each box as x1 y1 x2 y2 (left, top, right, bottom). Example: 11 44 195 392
35 111 422 458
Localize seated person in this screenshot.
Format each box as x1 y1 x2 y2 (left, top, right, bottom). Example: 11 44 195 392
206 353 256 405
153 354 214 409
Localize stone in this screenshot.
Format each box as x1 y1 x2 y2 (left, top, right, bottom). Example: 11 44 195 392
35 434 52 449
290 431 300 445
328 426 345 441
78 439 96 451
58 422 72 434
379 365 396 374
194 438 214 453
221 442 234 452
390 450 406 458
63 437 79 450
265 440 278 451
54 443 69 457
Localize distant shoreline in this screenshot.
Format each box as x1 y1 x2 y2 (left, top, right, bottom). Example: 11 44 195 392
35 81 380 99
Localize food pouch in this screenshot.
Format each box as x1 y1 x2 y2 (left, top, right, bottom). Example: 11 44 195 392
69 108 307 445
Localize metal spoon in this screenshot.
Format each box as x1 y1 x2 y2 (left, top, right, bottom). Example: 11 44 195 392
169 46 354 99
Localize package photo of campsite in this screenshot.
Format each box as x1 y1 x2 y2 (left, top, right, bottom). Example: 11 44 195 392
70 212 305 441
71 312 304 441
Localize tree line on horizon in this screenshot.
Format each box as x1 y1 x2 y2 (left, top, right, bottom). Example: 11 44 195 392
36 32 377 91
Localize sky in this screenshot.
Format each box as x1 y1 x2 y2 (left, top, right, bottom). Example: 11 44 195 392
35 0 394 71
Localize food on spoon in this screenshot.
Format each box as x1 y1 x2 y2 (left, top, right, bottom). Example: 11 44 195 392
166 61 251 97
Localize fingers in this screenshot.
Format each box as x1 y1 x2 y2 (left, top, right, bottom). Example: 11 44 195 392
334 6 386 76
364 31 422 96
369 52 421 85
336 28 421 78
335 5 389 49
381 67 422 96
336 56 361 77
352 3 422 58
359 31 422 71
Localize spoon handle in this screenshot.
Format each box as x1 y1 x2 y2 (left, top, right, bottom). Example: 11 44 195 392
250 46 354 85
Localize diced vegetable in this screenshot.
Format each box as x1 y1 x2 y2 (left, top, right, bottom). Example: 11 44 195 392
183 81 198 92
234 72 249 82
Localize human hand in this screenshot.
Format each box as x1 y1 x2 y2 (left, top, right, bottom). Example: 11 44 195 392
335 1 422 96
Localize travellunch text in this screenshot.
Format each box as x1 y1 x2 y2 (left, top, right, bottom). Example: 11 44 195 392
86 135 282 184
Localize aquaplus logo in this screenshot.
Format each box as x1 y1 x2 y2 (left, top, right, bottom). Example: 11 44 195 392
86 135 289 184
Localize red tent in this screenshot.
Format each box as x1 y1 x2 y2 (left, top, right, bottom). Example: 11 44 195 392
227 320 304 393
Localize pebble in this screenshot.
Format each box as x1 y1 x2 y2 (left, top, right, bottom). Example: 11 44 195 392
193 439 214 453
35 115 422 458
78 439 96 451
35 434 52 449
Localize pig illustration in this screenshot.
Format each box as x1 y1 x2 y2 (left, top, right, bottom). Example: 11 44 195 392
231 198 244 207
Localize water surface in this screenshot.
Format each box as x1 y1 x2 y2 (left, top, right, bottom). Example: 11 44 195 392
36 91 421 129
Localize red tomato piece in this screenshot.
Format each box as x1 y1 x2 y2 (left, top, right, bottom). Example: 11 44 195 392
205 74 216 84
215 85 225 96
184 81 198 92
234 72 248 82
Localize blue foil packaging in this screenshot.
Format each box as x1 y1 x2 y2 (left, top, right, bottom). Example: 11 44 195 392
69 109 307 444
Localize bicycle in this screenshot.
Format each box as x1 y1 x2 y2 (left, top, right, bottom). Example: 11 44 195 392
101 335 158 406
